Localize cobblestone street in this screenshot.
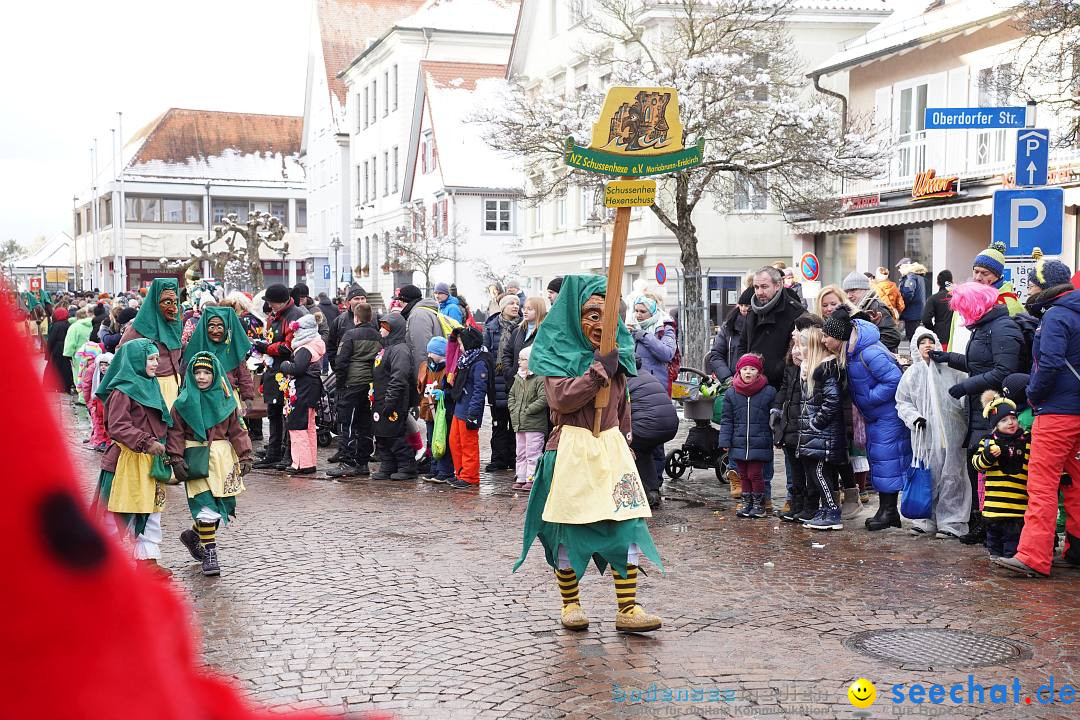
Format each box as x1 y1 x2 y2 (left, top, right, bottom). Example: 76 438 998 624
69 404 1079 720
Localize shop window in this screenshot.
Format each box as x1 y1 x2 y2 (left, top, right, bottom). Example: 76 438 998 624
733 172 768 211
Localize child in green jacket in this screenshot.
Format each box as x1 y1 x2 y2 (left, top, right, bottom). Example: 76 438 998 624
507 345 548 491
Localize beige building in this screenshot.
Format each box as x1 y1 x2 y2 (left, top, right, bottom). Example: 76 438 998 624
791 0 1079 300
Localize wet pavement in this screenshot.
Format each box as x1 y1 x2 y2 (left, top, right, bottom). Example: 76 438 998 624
67 400 1079 719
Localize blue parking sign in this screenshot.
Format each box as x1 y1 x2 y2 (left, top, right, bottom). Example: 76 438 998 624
992 188 1063 256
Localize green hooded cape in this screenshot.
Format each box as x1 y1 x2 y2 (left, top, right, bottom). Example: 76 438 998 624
172 351 236 440
94 337 173 425
528 274 636 378
132 277 183 350
182 305 252 373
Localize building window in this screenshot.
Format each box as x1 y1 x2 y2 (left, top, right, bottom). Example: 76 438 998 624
573 61 588 96
211 198 247 224
974 64 1013 166
383 151 389 196
126 196 203 224
270 201 287 221
297 200 307 229
99 197 112 226
370 80 377 124
748 53 769 102
421 130 434 173
392 64 399 110
549 0 558 36
579 186 593 224
163 198 184 223
185 199 201 224
554 194 566 229
383 70 389 116
733 172 768 211
551 71 566 99
392 146 399 192
484 199 512 232
363 160 370 202
355 92 363 132
896 82 928 178
371 155 377 201
363 87 369 129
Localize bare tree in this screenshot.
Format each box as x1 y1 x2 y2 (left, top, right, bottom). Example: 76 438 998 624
476 0 888 360
473 234 523 295
188 211 289 290
388 204 466 293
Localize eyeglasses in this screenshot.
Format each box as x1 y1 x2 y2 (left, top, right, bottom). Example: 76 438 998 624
159 298 178 307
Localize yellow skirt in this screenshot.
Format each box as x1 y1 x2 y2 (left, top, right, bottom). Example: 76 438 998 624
108 444 166 514
185 439 245 499
157 374 180 411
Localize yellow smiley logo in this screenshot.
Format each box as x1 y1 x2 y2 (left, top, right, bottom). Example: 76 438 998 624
848 678 876 708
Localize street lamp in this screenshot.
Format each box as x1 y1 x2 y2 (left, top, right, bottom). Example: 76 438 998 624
329 234 342 293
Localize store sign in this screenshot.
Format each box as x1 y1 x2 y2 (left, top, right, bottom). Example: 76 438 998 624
842 194 880 212
911 169 959 201
998 161 1080 190
604 179 656 207
29 277 41 291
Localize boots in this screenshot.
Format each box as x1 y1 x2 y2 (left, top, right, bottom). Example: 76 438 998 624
725 469 742 499
555 568 589 631
613 565 661 633
779 495 802 522
180 527 205 561
201 545 221 576
748 493 766 519
841 488 863 520
807 506 843 530
866 491 902 531
959 512 987 545
736 494 754 518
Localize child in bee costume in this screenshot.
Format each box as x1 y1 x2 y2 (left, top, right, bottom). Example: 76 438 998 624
514 275 663 633
167 352 252 576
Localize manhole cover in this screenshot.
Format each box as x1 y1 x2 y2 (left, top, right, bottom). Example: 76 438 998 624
844 629 1032 669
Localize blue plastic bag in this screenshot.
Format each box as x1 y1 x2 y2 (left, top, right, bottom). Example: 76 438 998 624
900 462 933 519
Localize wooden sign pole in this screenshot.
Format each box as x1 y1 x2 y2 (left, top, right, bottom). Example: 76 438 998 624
591 196 632 437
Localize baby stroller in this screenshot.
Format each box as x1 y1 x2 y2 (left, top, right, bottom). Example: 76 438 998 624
315 373 336 448
664 367 729 481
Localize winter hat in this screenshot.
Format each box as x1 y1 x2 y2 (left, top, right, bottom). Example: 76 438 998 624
346 285 367 301
397 284 423 303
291 282 310 300
735 353 764 374
426 336 448 357
738 286 755 305
1027 248 1072 289
1002 373 1030 410
264 284 290 303
823 306 854 341
191 354 215 374
547 276 563 294
981 391 1017 427
842 271 870 291
973 241 1007 279
52 307 69 323
434 282 451 296
116 307 138 325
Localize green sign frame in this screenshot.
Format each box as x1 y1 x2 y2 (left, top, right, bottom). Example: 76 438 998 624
564 138 704 177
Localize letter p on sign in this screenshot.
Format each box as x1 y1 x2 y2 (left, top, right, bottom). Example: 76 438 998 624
1009 198 1045 248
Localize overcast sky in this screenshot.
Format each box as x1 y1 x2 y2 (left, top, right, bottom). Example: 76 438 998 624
0 0 309 247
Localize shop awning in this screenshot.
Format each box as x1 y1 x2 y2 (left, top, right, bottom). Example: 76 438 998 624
793 197 993 234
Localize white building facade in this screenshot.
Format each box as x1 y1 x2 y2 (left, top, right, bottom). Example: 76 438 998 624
339 0 518 303
509 0 892 327
73 108 308 293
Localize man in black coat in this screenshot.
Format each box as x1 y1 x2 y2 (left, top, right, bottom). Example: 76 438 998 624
371 313 419 480
737 267 807 388
317 292 340 325
326 286 368 362
252 284 308 469
920 270 954 349
328 303 382 478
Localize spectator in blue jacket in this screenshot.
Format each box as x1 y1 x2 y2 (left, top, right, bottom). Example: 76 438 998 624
628 294 678 394
434 282 465 324
897 260 927 339
824 307 911 532
447 326 490 490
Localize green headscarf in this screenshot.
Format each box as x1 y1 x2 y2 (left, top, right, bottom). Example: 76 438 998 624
528 274 636 378
94 338 173 425
182 305 252 372
172 351 237 440
132 277 182 350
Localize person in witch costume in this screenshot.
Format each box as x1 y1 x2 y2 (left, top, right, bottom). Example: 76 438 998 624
92 338 174 574
167 352 252 576
514 275 663 633
182 305 255 413
118 277 184 409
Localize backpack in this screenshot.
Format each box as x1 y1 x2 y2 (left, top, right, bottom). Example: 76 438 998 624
663 325 682 394
1012 313 1039 373
419 305 462 337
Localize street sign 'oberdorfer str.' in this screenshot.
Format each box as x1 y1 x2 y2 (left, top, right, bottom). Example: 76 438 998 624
604 179 656 207
924 107 1027 130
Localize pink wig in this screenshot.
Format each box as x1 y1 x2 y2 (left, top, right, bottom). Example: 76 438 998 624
949 281 999 326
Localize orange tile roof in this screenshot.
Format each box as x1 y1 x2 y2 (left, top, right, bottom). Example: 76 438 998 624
420 60 507 90
127 109 302 166
318 0 426 106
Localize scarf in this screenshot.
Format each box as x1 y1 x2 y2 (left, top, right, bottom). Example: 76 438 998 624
733 373 768 397
633 295 665 332
131 278 182 350
181 306 253 373
750 288 783 316
527 275 636 378
94 338 172 425
172 352 236 441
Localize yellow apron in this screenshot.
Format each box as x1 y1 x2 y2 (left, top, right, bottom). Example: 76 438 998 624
185 439 245 499
157 374 180 411
542 426 651 524
108 444 166 514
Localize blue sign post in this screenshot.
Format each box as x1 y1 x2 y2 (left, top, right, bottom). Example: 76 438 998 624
323 264 331 280
1015 128 1049 187
991 188 1064 256
924 107 1027 130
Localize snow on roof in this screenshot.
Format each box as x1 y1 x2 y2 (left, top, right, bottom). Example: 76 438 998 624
123 109 305 183
811 0 1021 75
14 233 73 269
397 0 518 33
422 61 520 190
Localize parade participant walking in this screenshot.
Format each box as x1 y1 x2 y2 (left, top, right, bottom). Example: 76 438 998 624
929 281 1022 545
371 313 420 481
507 345 548 491
167 352 252 576
719 354 777 520
824 307 911 531
118 278 184 409
328 303 381 478
447 326 490 488
279 314 326 475
737 267 806 388
183 306 255 413
995 275 1080 578
972 394 1030 559
484 295 520 471
897 260 927 339
43 307 73 393
252 284 306 470
515 275 662 634
895 330 969 539
92 338 174 573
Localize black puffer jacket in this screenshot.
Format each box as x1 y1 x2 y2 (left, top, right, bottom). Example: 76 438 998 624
796 359 847 464
262 301 307 404
772 363 802 448
627 372 680 444
483 313 516 408
718 383 777 462
942 305 1022 447
372 313 418 437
